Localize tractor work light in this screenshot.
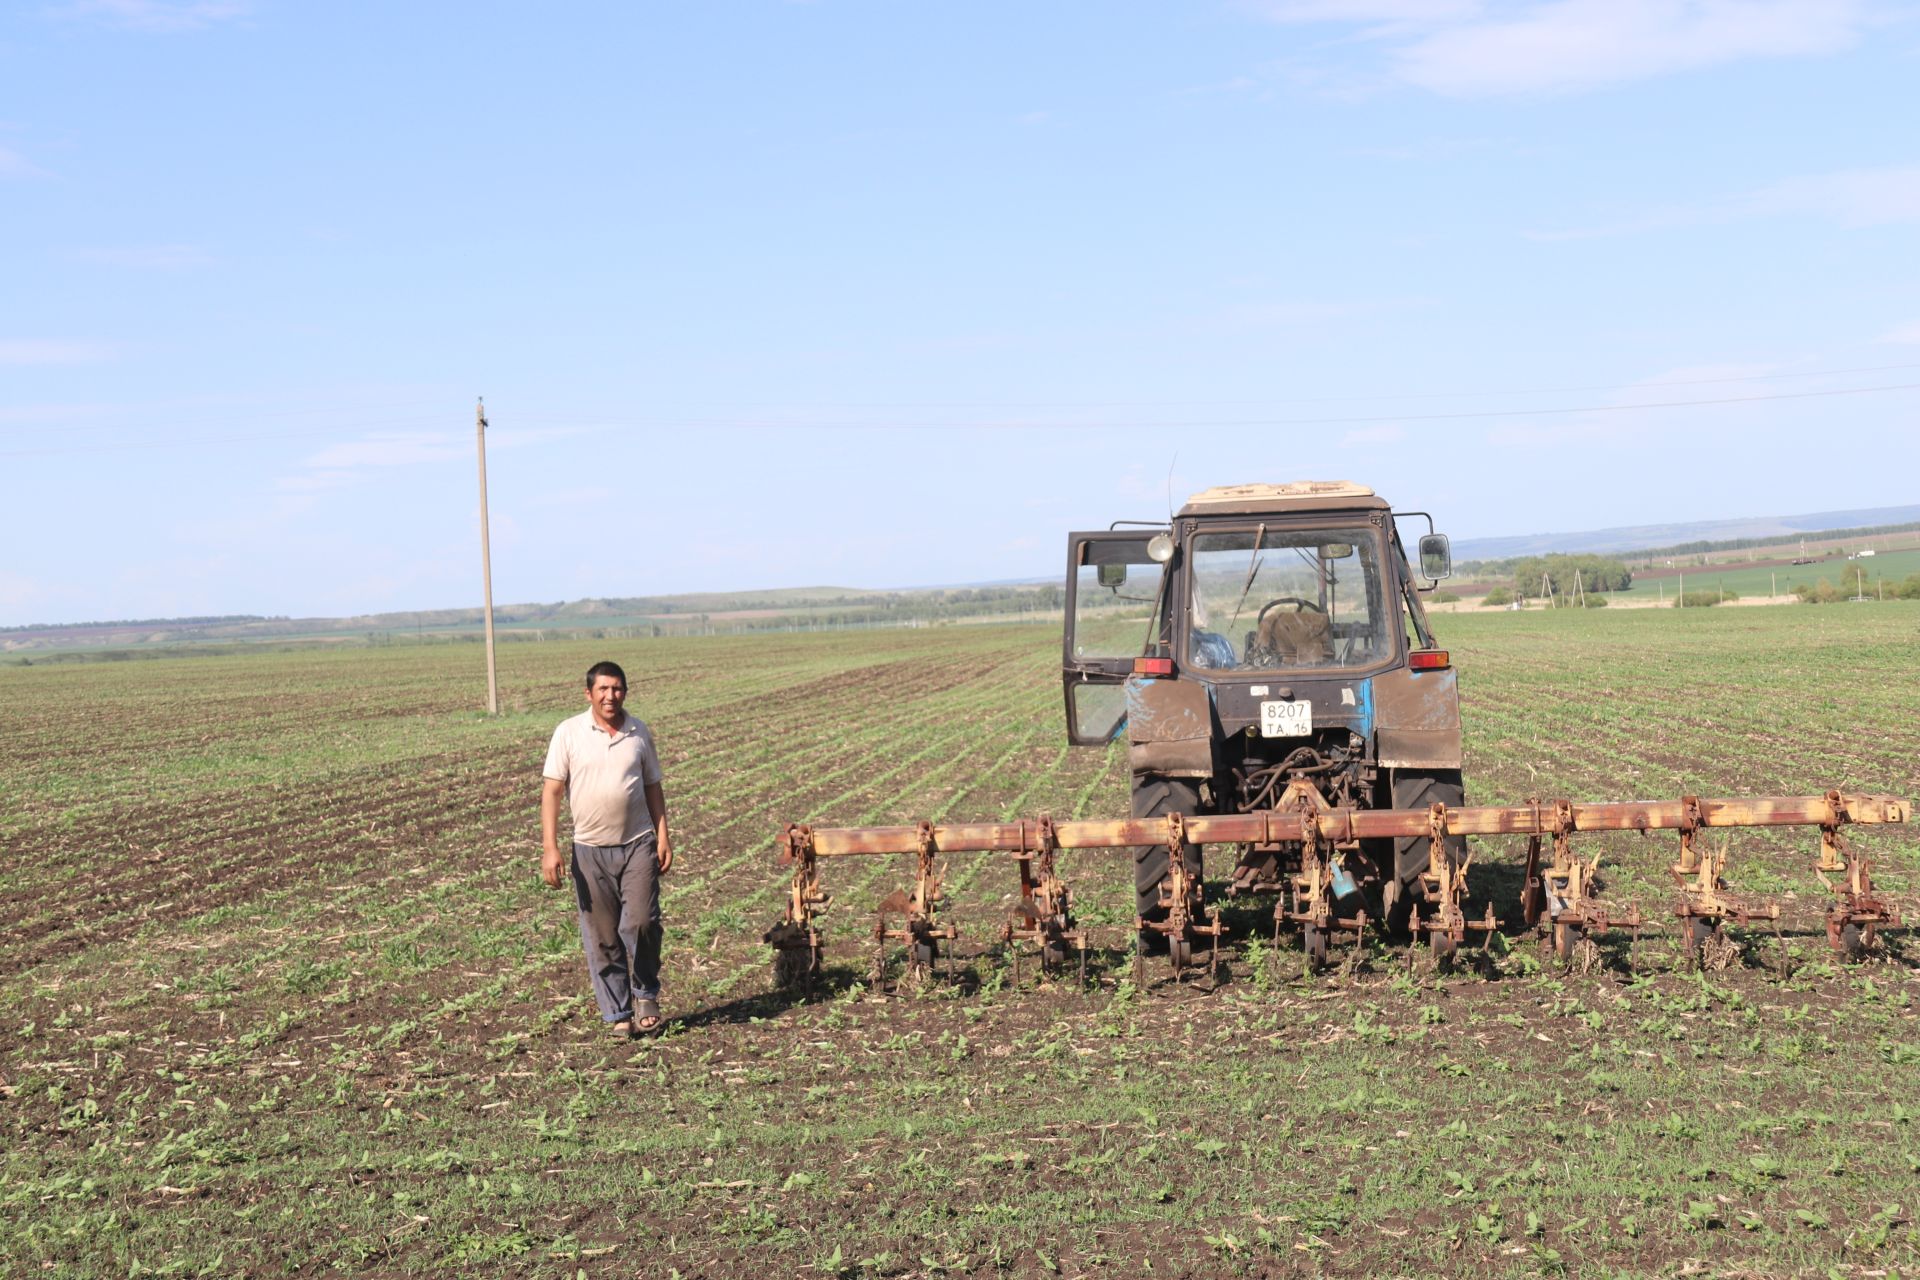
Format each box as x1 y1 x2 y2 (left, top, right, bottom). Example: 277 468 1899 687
1409 649 1451 671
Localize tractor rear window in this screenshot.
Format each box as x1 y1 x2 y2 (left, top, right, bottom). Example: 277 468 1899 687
1185 528 1391 671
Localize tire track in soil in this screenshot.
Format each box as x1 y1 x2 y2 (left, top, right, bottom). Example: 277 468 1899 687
687 685 1095 997
0 651 981 856
20 642 1059 1044
659 664 1052 920
0 643 1050 977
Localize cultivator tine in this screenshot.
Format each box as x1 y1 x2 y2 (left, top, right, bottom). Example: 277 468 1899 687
1269 780 1367 972
765 824 828 993
1001 816 1088 986
874 821 959 985
1134 811 1223 981
1415 802 1497 964
1669 795 1779 970
1537 799 1641 969
1814 791 1900 961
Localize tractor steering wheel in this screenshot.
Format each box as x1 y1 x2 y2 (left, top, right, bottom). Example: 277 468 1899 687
1255 597 1325 623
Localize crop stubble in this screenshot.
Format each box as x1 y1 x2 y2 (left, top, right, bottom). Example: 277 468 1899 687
2 609 1918 1277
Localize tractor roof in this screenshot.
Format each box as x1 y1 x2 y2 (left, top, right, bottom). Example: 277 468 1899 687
1178 481 1389 517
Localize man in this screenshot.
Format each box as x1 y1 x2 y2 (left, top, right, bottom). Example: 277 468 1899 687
541 660 673 1037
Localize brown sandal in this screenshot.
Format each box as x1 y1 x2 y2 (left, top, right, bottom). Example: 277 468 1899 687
633 998 663 1037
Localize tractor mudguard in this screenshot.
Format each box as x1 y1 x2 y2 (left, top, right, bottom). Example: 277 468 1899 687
1371 665 1463 769
1125 676 1215 780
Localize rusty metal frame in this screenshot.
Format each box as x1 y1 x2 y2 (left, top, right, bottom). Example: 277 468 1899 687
767 792 1910 980
1522 797 1644 968
765 823 828 991
787 793 1908 856
872 820 960 985
1002 815 1089 985
1813 789 1901 958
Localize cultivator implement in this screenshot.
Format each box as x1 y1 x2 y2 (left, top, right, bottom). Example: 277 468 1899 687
768 791 1909 987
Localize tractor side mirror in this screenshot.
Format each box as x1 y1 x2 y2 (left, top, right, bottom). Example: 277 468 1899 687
1419 534 1453 581
1098 563 1128 589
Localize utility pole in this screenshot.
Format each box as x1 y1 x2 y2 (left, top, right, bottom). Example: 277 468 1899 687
476 398 499 715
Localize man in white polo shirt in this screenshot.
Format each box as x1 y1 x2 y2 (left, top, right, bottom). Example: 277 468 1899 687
540 660 673 1037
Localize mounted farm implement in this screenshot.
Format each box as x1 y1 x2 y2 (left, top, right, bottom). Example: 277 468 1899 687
764 483 1912 986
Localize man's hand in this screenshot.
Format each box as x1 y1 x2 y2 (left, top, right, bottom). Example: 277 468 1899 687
645 781 671 875
540 777 566 889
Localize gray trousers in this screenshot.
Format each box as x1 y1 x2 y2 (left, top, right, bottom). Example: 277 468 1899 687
570 833 662 1021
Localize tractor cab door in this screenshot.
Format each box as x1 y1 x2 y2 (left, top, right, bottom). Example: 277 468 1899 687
1062 531 1169 746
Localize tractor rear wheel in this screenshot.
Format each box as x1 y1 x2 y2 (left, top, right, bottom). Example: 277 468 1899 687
1132 777 1203 953
1384 769 1467 934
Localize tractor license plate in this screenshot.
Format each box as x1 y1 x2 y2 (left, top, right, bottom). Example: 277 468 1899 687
1260 700 1311 738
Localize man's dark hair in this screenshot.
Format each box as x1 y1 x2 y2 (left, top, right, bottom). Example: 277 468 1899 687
585 660 627 690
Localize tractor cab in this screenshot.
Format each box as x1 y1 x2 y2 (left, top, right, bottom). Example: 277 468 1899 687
1062 482 1455 757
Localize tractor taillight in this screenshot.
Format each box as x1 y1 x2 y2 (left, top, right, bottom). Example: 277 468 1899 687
1134 657 1174 677
1409 649 1451 671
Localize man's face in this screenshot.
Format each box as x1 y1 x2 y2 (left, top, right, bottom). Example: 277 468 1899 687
588 675 627 721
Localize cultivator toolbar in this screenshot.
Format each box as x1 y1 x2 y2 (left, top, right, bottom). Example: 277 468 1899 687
765 790 1909 987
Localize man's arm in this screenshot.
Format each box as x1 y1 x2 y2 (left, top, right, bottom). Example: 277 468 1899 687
540 777 567 888
645 780 671 874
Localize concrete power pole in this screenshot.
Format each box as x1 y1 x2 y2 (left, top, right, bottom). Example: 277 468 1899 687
476 398 499 715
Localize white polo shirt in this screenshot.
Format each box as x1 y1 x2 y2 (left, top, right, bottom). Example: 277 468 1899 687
542 710 663 846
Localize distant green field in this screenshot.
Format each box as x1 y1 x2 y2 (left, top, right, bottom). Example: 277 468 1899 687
1616 547 1920 600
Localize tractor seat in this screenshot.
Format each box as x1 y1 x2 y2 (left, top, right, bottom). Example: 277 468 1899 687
1252 609 1334 665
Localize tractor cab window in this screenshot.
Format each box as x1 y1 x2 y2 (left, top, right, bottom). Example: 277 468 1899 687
1070 538 1166 660
1185 527 1390 671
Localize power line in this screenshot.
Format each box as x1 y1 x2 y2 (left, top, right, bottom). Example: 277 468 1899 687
7 358 1920 439
2 379 1916 458
621 360 1920 411
566 379 1920 430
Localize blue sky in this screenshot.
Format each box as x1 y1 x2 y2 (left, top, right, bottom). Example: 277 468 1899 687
4 0 1918 625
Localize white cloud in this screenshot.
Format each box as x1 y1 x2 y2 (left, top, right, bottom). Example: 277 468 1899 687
1878 321 1920 344
1748 165 1920 227
1226 296 1434 325
1249 1 1483 26
530 485 617 509
296 434 466 473
72 244 212 270
0 339 117 366
1528 163 1920 240
1253 0 1871 97
0 146 47 179
1340 424 1408 446
274 425 593 494
53 0 251 31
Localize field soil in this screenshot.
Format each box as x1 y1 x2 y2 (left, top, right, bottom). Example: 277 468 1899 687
3 609 1919 1278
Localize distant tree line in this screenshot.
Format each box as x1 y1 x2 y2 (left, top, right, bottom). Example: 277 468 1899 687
0 613 280 634
1630 519 1920 562
1794 573 1920 604
1508 554 1633 598
1455 518 1920 579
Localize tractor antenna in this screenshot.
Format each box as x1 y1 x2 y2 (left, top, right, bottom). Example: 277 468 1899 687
1165 452 1178 522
